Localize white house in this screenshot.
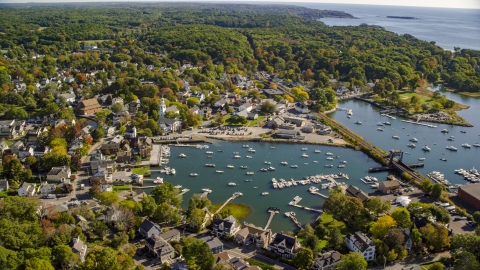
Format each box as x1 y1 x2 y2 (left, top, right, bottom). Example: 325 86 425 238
344 232 375 261
267 233 300 259
191 92 205 102
238 102 253 112
18 146 34 159
100 184 113 193
211 215 241 238
158 118 182 134
71 237 87 262
214 99 228 108
38 181 57 195
165 105 180 115
18 182 36 196
294 102 309 113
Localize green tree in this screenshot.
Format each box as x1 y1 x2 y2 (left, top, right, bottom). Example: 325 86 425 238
111 232 129 249
111 103 124 113
52 244 79 268
431 183 444 199
260 100 276 114
80 247 118 270
364 196 390 218
140 196 157 218
429 262 445 270
0 218 44 250
454 251 480 270
91 221 109 239
25 258 54 270
370 216 397 239
421 223 450 251
429 205 451 224
335 252 367 270
391 207 411 228
92 128 105 142
328 227 343 251
151 182 181 207
213 112 225 126
303 234 319 252
293 248 313 269
0 246 19 270
0 196 40 222
473 211 480 224
187 97 200 107
97 192 119 206
95 109 112 125
181 237 215 270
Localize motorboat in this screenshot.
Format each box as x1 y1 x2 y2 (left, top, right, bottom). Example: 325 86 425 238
202 188 212 193
377 127 384 131
206 151 214 154
216 170 224 173
217 150 223 152
422 145 431 151
228 182 237 186
301 148 308 151
174 185 182 189
262 192 269 196
462 143 472 148
384 122 391 125
474 143 480 147
242 145 249 148
281 161 288 165
270 146 276 149
268 167 276 171
441 129 449 133
246 156 252 158
446 146 457 151
313 160 319 163
154 177 163 184
341 160 347 164
205 164 215 167
245 179 252 182
260 168 268 172
290 165 298 168
326 157 334 160
410 138 418 142
326 152 333 156
377 122 384 126
264 161 271 165
346 109 353 115
179 153 187 158
461 130 466 133
447 137 455 141
227 165 234 169
407 143 416 148
418 158 426 161
170 169 176 175
314 149 321 153
440 158 447 161
246 172 254 175
234 155 241 159
301 153 309 158
355 121 362 125
338 164 346 168
240 166 248 169
347 115 351 118
392 135 400 139
190 173 198 177
248 148 256 153
325 164 333 168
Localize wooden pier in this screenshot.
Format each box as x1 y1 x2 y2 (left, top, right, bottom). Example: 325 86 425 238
310 191 329 199
288 196 323 213
213 193 241 216
285 212 302 228
178 189 190 196
264 207 280 230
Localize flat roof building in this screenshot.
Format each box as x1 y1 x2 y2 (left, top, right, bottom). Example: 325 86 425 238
458 183 480 210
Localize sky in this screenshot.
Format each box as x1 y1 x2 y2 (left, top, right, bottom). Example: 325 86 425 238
1 0 480 9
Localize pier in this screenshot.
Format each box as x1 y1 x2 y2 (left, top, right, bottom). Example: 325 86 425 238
310 191 329 199
213 193 242 216
289 196 323 213
264 207 280 230
285 212 302 228
178 189 190 196
202 192 242 229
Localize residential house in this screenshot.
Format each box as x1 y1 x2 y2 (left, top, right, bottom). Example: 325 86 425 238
378 180 401 194
212 215 241 238
214 99 228 108
100 184 113 193
46 166 70 183
103 207 119 222
235 223 272 248
116 150 132 163
166 105 180 115
200 236 224 254
345 185 370 203
90 159 116 175
189 105 200 115
0 120 15 138
247 112 258 120
191 92 205 102
159 229 181 243
0 141 9 155
38 181 57 195
112 97 124 105
158 118 182 134
233 110 249 119
124 125 137 139
267 233 300 259
128 100 141 114
71 237 87 262
266 116 285 128
100 135 123 154
345 232 375 261
295 102 309 113
57 93 76 104
227 257 249 270
238 102 253 112
33 145 49 157
336 85 349 96
76 98 102 115
10 140 24 155
139 219 163 238
262 89 284 98
0 179 9 191
213 251 231 264
198 107 213 119
313 251 342 270
53 119 76 129
145 235 175 263
18 182 36 196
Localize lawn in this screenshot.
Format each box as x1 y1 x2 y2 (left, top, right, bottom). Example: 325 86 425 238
245 259 276 270
113 185 132 193
5 141 13 146
319 213 349 235
248 115 264 127
79 39 109 45
132 166 150 175
209 203 251 220
0 191 9 198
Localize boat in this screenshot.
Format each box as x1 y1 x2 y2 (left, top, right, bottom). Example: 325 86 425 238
441 129 449 133
410 138 418 142
153 177 163 184
207 156 213 158
240 166 248 169
346 109 353 115
326 157 334 160
179 153 187 158
202 188 212 193
245 179 252 182
447 137 455 141
228 182 237 186
377 127 384 131
234 155 241 159
377 122 384 126
326 152 333 156
261 192 269 196
217 150 223 152
314 149 321 153
422 145 431 151
384 122 391 125
270 146 275 149
418 158 426 161
446 146 457 151
338 164 345 168
205 164 215 167
290 165 298 168
248 148 256 153
216 170 224 173
341 160 347 164
301 153 309 158
260 168 268 172
233 152 239 154
440 158 447 161
407 143 416 148
325 164 333 168
347 115 351 118
268 167 276 171
281 161 288 165
246 172 254 175
355 121 362 125
301 148 308 151
462 143 472 148
461 130 466 133
313 160 319 163
392 135 400 139
227 165 234 169
246 156 252 158
170 169 176 175
474 143 480 147
264 161 271 165
242 145 249 148
174 185 182 189
190 173 198 177
371 183 379 189
206 151 214 154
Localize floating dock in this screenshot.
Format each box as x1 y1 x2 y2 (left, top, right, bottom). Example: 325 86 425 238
285 212 302 228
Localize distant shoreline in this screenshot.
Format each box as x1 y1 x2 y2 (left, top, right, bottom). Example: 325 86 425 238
386 16 419 19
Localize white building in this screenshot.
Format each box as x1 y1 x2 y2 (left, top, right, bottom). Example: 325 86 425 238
344 232 375 261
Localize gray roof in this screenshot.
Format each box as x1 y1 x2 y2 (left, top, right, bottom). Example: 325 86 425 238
346 185 369 202
139 219 162 235
314 251 342 268
346 232 374 252
270 233 296 249
199 236 223 250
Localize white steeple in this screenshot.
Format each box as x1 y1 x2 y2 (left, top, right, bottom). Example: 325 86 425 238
159 97 166 118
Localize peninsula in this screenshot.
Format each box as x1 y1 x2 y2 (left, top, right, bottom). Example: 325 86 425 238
386 15 419 19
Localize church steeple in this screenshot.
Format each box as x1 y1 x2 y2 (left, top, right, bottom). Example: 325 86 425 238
159 97 166 118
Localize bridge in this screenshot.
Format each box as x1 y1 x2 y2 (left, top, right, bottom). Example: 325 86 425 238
369 150 424 172
316 113 426 183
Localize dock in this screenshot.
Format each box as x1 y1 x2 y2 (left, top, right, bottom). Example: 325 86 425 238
178 189 190 196
213 193 242 216
288 196 323 213
264 207 280 230
289 196 302 206
310 191 329 199
285 212 302 228
273 173 349 190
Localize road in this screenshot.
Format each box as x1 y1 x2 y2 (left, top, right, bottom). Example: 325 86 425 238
222 242 297 270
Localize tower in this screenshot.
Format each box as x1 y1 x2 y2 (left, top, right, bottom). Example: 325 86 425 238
159 97 166 118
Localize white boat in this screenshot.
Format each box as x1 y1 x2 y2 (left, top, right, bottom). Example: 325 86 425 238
462 143 472 148
281 161 288 165
422 145 431 151
202 188 212 193
270 146 275 149
440 158 447 161
355 121 362 125
410 138 418 142
341 160 347 164
228 182 237 186
260 168 268 172
268 167 276 171
246 156 252 158
384 122 391 125
205 164 215 167
181 188 189 192
474 143 480 147
325 164 333 168
392 135 400 139
301 153 309 158
154 177 163 184
190 173 198 177
206 151 214 154
261 192 269 196
217 150 223 152
170 169 176 175
216 170 224 173
326 157 334 160
441 129 449 133
301 148 308 151
418 158 426 161
338 164 345 168
227 165 234 169
246 172 254 175
377 128 383 131
377 122 384 126
242 145 249 148
446 146 457 151
264 161 271 165
174 185 182 189
314 149 321 153
371 183 379 189
248 148 256 153
326 152 333 156
407 143 416 148
240 166 248 169
234 155 241 159
346 109 353 115
179 153 187 158
245 179 252 182
347 115 351 118
313 160 319 163
290 165 298 168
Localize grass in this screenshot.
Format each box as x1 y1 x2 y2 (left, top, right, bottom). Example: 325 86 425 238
248 115 264 127
319 213 349 235
132 166 150 175
0 191 9 198
5 141 12 146
245 259 276 270
78 39 109 45
209 203 251 220
113 185 132 193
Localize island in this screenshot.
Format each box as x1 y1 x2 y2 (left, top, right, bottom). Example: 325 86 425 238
387 16 419 19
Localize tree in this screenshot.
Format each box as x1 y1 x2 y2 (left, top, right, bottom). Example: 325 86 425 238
303 234 319 251
383 228 405 254
429 205 451 224
0 196 40 222
335 252 367 270
370 216 397 239
97 192 119 206
431 183 444 199
188 208 205 231
293 248 313 269
151 183 181 207
50 138 68 150
473 211 480 224
391 207 411 228
140 196 157 218
364 196 390 218
92 128 105 142
181 237 215 270
411 228 422 245
213 112 224 126
95 109 112 125
52 244 79 268
0 246 19 270
91 221 109 239
328 227 343 251
114 207 136 232
454 251 480 270
429 262 445 270
187 97 200 107
80 247 118 270
421 223 450 251
111 232 129 249
260 100 276 114
70 154 82 172
111 103 124 113
25 258 54 270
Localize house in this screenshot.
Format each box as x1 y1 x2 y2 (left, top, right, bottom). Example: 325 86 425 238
238 102 253 112
33 145 49 157
378 179 400 194
313 251 342 270
18 182 36 196
235 223 272 248
301 125 315 133
191 92 205 102
345 185 370 203
345 232 375 261
198 107 213 119
165 105 180 115
158 118 182 134
104 126 116 137
275 130 298 139
90 159 116 175
227 257 249 270
212 215 241 238
295 102 309 113
71 237 87 262
103 207 119 222
53 119 76 129
336 85 349 96
199 236 224 254
262 89 284 98
0 179 9 191
189 105 200 115
124 125 137 138
100 135 123 154
233 110 249 118
46 166 71 182
247 112 258 120
283 116 306 127
38 181 57 195
267 233 300 259
159 229 181 243
76 98 102 115
100 184 113 193
266 116 285 128
116 150 132 163
145 235 175 263
139 219 162 238
402 228 413 250
214 99 228 108
57 93 76 104
18 146 34 159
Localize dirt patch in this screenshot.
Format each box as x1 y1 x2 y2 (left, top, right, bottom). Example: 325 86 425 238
415 87 434 97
